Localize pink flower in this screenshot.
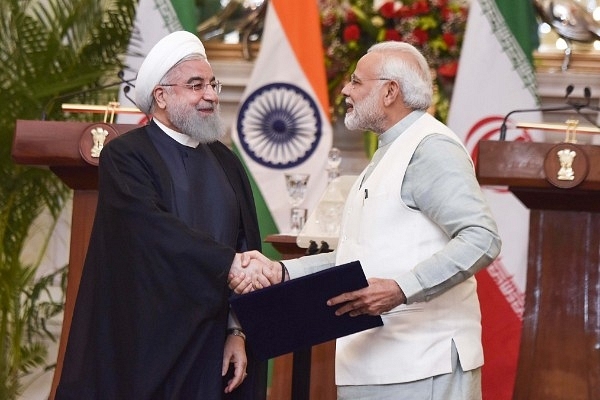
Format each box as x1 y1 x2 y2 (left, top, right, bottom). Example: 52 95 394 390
321 10 337 27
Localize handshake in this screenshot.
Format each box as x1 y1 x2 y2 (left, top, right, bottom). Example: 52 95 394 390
228 251 287 295
227 251 407 318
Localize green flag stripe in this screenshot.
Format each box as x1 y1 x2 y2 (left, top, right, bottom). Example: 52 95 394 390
495 0 540 65
232 145 281 260
479 0 538 100
170 0 198 32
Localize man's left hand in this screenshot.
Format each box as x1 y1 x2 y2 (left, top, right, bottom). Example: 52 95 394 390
327 278 406 316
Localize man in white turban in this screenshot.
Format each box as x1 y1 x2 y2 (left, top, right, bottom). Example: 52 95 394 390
55 31 268 400
134 30 206 115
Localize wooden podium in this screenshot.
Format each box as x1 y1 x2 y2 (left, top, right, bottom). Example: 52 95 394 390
476 140 600 400
264 234 336 400
11 120 139 399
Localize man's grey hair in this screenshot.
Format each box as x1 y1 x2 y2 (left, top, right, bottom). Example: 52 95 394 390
367 41 433 111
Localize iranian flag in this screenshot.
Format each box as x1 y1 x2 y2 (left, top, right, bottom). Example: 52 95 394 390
118 0 195 124
446 0 542 399
231 0 333 238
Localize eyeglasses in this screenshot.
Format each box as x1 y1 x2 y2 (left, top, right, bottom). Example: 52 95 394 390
160 80 222 94
349 74 393 89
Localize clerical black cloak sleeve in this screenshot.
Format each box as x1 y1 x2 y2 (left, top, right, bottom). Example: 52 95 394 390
55 124 266 400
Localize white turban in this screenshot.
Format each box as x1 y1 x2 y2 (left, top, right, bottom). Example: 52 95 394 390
135 31 207 115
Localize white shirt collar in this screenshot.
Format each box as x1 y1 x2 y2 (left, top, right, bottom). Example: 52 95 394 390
153 118 200 148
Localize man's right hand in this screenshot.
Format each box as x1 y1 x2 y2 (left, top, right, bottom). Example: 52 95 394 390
228 251 283 294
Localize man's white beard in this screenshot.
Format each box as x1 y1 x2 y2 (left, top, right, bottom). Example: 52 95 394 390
168 101 225 143
344 91 386 134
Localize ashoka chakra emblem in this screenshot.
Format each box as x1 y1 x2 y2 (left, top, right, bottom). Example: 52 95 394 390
236 82 322 169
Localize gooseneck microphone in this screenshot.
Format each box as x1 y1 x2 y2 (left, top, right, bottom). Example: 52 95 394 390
499 85 600 141
40 71 135 120
565 84 574 98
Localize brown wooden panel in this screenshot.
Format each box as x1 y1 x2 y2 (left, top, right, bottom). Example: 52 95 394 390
477 140 600 400
269 354 293 400
50 190 98 399
264 235 336 400
477 140 600 190
11 120 140 400
309 341 336 400
12 120 137 167
514 210 600 400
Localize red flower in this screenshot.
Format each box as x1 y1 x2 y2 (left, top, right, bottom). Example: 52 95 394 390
412 28 429 45
346 9 358 23
412 0 430 15
432 0 449 7
397 4 416 18
438 61 458 78
343 24 361 42
440 6 453 21
379 2 396 19
320 0 469 121
442 32 456 47
384 29 402 41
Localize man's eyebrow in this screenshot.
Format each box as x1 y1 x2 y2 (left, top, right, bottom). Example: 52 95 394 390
185 76 215 83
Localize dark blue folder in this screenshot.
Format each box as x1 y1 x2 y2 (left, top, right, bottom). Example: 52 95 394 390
229 260 384 360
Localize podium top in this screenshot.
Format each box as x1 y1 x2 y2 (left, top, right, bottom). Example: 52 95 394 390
477 140 600 191
477 140 600 212
12 120 140 190
12 120 139 166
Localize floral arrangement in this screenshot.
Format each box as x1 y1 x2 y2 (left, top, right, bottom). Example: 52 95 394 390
319 0 469 123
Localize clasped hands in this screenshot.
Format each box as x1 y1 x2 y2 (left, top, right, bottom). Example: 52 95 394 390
228 251 407 317
228 250 281 294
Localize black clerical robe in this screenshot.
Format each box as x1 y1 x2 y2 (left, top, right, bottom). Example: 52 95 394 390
55 122 267 400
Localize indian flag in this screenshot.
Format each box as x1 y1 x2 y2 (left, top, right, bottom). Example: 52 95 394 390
118 0 195 124
447 0 541 399
231 0 333 238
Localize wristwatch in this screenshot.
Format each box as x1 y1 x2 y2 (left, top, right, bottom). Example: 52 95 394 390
227 328 246 341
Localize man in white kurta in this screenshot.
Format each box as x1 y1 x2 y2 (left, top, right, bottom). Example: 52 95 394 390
234 41 501 400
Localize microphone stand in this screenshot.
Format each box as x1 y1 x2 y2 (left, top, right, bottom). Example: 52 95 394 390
41 72 135 120
499 85 600 141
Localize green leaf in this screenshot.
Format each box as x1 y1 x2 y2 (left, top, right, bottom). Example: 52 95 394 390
0 0 136 396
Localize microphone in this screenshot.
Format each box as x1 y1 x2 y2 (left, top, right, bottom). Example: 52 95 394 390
122 85 136 106
41 71 135 120
565 86 600 127
565 84 574 98
566 86 591 109
499 85 599 140
583 86 600 112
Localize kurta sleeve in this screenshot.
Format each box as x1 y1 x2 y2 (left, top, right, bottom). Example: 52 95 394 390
396 134 501 304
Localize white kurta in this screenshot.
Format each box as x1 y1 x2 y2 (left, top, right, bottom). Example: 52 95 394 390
334 114 483 385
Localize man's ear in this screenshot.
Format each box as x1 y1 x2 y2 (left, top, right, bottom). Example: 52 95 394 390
383 80 400 107
153 86 168 110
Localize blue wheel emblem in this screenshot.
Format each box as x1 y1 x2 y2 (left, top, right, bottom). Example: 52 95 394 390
236 82 322 169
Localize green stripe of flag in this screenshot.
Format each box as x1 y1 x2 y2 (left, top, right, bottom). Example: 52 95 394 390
495 0 540 65
232 145 281 260
170 0 198 32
